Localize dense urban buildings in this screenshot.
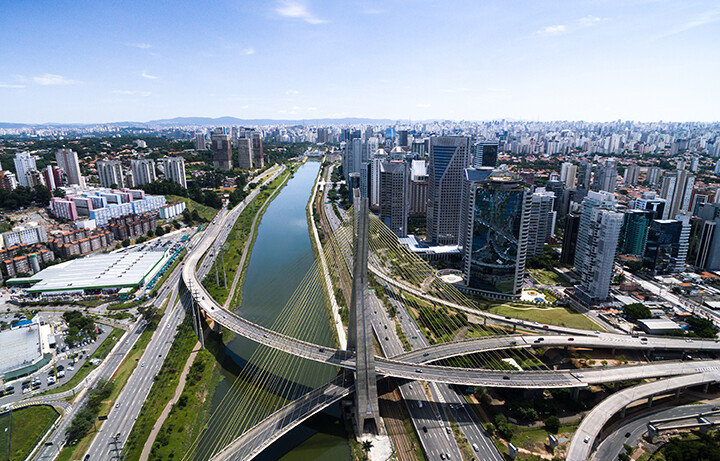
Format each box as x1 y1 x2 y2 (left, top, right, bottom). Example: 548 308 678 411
161 156 187 188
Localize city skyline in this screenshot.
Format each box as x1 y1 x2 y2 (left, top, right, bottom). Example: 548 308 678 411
1 0 719 124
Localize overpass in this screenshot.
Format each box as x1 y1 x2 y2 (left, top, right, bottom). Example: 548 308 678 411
567 371 720 461
181 182 720 460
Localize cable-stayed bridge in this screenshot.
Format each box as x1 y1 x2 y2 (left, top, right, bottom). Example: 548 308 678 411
180 191 720 461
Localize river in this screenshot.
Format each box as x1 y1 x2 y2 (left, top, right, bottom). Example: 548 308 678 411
195 160 351 461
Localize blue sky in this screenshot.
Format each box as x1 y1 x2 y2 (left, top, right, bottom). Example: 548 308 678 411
1 0 719 123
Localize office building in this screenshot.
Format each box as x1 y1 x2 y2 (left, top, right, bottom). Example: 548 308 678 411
130 159 157 186
161 157 187 188
397 130 409 147
459 168 530 297
379 161 409 237
97 160 125 189
688 203 720 271
690 157 700 172
526 188 556 258
660 168 695 219
55 149 85 187
560 162 577 189
251 132 264 169
409 160 428 216
211 129 233 170
633 192 666 219
472 141 498 168
237 138 253 169
574 191 624 302
643 216 691 274
560 212 581 265
427 136 472 244
619 209 654 256
13 152 36 187
592 158 617 193
370 155 385 207
25 169 45 188
194 132 206 151
577 160 592 190
624 164 640 185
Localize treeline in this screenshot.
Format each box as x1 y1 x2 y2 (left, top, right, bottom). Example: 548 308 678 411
65 379 114 443
139 180 222 209
0 185 52 211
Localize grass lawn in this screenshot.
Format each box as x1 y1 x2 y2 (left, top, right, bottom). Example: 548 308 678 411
528 269 573 287
511 422 578 449
0 405 59 461
43 327 124 395
489 304 604 331
165 195 218 222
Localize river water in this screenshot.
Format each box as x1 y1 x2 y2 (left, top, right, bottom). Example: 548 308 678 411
196 160 350 461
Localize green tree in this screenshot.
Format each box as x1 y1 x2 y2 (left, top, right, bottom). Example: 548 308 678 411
622 303 651 322
544 415 560 434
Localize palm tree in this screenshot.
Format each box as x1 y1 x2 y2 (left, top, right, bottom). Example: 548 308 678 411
361 440 373 453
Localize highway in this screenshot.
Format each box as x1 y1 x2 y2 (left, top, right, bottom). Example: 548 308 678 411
594 404 719 460
566 372 720 461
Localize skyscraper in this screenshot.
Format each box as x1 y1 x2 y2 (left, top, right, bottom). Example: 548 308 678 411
592 158 617 193
0 171 18 191
472 141 499 168
379 161 409 237
460 168 530 297
211 129 233 170
643 216 691 274
660 168 695 219
526 188 556 258
574 191 624 302
162 157 187 188
688 203 720 271
55 148 85 187
237 138 253 170
577 160 592 190
409 160 428 216
130 159 157 186
619 209 654 256
426 136 471 244
560 162 577 189
97 160 125 189
624 164 640 185
251 132 264 169
560 212 581 265
13 152 36 187
194 132 207 151
43 165 65 191
646 166 662 186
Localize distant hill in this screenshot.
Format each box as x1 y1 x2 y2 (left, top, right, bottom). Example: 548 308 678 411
0 117 399 129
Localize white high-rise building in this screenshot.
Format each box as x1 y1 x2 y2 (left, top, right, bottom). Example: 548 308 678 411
526 188 556 258
574 191 624 302
560 163 577 189
97 160 125 189
592 158 617 193
162 157 187 188
55 149 85 187
13 152 36 187
130 158 157 186
660 169 695 219
624 164 640 185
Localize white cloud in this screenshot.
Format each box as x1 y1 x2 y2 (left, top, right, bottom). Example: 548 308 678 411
126 42 152 49
654 9 720 40
285 89 300 95
141 72 159 80
578 15 602 27
307 107 317 111
416 103 432 108
112 90 151 96
536 24 567 36
275 1 327 24
0 82 25 89
33 74 78 85
243 48 256 55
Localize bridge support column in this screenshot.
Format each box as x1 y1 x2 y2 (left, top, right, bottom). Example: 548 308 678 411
704 383 710 393
647 395 653 408
611 348 616 355
512 324 516 333
348 194 381 436
571 388 580 401
621 406 626 418
614 382 619 392
675 388 681 400
646 424 657 440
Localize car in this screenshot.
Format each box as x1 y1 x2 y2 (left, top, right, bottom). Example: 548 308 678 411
686 338 694 343
422 426 427 433
409 384 413 389
141 362 145 367
510 340 517 345
416 368 422 373
625 432 631 438
446 427 451 434
641 337 648 342
542 325 549 329
115 403 120 408
584 435 590 443
423 353 429 357
446 454 451 460
385 337 389 341
418 401 423 408
568 337 574 341
440 454 445 460
472 443 479 452
538 338 545 342
502 375 510 380
263 334 268 338
713 407 720 411
384 325 387 329
319 348 325 353
594 330 600 334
